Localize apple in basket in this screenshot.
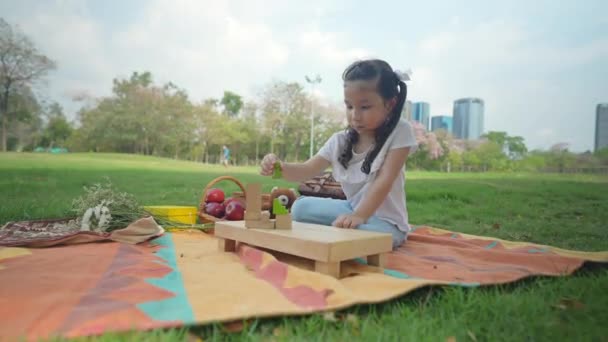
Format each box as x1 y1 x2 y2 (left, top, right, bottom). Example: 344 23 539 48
205 188 225 203
225 201 245 220
224 197 236 207
205 202 225 218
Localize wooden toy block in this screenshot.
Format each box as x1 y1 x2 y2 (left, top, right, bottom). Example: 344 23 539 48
247 183 262 209
214 220 392 278
246 218 275 229
244 211 260 221
275 213 292 230
251 210 276 230
244 183 262 222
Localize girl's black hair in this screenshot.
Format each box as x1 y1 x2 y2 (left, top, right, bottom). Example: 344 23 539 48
338 59 407 174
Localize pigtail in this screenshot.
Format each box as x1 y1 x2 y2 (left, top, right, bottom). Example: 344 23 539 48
339 128 358 169
361 78 407 173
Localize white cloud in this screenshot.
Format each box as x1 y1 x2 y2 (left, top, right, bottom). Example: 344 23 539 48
8 1 113 105
408 20 607 151
537 127 556 139
112 0 290 101
4 0 294 110
298 30 369 66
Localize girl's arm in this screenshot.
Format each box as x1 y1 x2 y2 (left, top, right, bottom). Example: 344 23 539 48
334 146 411 228
353 147 411 221
261 153 330 183
280 155 331 183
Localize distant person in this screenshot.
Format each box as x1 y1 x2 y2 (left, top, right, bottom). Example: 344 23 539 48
260 59 416 249
222 145 231 167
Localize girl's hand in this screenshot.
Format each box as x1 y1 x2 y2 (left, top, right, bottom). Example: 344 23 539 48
332 214 366 229
260 153 281 176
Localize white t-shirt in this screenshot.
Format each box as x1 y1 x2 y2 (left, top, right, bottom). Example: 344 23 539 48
317 119 418 232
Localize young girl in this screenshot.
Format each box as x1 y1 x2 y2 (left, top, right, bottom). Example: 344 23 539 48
260 59 417 249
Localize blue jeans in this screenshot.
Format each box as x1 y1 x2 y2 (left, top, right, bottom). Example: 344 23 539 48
291 196 407 249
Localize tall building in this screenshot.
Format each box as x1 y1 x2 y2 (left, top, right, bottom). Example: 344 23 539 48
412 102 430 130
452 98 484 140
596 103 608 151
431 115 453 132
401 100 413 121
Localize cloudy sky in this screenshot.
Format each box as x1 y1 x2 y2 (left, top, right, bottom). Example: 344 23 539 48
2 0 607 151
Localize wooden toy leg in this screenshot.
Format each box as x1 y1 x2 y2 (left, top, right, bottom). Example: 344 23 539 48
367 253 386 268
315 261 340 278
218 238 236 252
275 214 292 229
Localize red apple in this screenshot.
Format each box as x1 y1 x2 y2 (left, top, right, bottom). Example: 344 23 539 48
224 197 245 208
205 188 225 203
205 202 225 218
225 201 245 220
224 197 236 207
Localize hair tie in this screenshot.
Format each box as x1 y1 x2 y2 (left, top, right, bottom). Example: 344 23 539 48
394 69 412 82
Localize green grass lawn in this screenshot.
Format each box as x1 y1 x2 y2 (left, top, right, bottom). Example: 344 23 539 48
2 152 608 341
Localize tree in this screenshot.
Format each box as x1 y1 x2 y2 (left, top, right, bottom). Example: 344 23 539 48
259 81 308 160
434 129 458 171
482 131 528 160
313 100 345 159
160 83 194 159
237 101 261 164
4 83 41 150
42 102 72 148
191 99 220 163
406 121 445 170
0 18 56 151
482 131 508 149
506 136 527 159
462 150 481 171
220 90 243 117
517 152 546 172
446 150 463 172
547 142 576 172
475 141 508 171
595 147 608 165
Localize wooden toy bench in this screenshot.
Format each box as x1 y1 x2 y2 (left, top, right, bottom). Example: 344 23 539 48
215 220 393 278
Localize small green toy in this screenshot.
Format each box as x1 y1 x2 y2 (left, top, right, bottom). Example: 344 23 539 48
272 198 289 215
272 161 282 179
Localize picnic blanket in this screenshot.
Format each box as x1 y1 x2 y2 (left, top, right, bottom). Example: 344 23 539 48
1 227 607 341
0 217 164 247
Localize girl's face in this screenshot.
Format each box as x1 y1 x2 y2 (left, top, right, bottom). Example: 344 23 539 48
344 80 395 137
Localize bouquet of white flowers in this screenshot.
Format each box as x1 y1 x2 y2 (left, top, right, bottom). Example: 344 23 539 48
71 180 145 232
79 200 113 231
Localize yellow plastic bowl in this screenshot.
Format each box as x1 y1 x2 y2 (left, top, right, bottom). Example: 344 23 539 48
143 205 198 225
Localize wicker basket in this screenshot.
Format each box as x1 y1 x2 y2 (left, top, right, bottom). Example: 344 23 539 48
198 176 247 225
